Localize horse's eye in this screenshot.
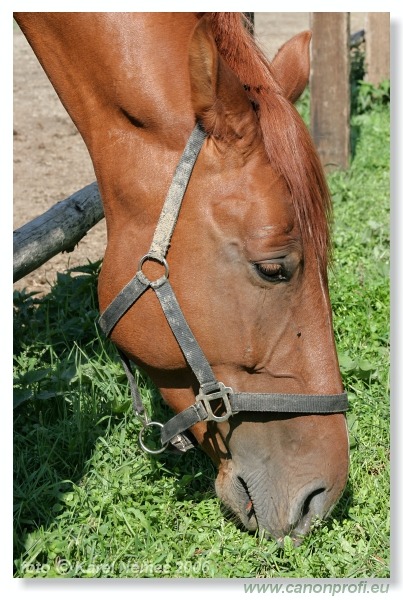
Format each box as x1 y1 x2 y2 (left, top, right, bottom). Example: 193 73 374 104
254 262 288 282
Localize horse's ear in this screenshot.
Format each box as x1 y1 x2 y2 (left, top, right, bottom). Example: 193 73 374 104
270 31 311 104
189 16 257 141
188 17 219 119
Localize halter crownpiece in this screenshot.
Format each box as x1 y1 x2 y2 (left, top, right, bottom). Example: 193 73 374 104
99 122 348 454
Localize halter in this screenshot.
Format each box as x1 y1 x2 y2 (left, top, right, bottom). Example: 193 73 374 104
99 123 348 454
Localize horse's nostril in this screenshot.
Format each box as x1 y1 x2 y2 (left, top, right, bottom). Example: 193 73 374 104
288 486 328 539
301 486 326 520
238 477 254 515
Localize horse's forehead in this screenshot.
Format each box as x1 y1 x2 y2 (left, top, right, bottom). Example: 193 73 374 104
242 190 297 249
250 174 294 228
205 167 297 249
237 162 295 231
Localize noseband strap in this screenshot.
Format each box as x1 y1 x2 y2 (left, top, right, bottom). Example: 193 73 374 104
99 122 348 454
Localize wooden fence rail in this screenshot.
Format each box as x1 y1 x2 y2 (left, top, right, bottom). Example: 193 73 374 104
13 182 103 283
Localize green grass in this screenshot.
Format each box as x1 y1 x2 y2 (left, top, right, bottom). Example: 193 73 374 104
13 88 389 579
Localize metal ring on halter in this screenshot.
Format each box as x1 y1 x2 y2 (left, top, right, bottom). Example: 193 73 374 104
137 254 169 289
138 421 169 455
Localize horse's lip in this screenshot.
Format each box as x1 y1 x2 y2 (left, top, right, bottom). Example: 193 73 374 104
275 533 305 547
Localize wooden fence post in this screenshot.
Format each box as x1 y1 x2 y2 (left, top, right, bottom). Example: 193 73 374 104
365 13 390 85
310 12 351 171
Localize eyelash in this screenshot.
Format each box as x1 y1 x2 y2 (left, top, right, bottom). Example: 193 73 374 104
254 262 288 282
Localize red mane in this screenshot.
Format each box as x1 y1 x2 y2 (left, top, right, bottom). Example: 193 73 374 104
207 13 332 274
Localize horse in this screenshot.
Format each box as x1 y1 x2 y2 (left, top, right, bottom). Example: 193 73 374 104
14 12 349 543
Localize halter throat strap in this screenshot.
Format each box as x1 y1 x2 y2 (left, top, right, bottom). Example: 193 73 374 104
99 123 348 454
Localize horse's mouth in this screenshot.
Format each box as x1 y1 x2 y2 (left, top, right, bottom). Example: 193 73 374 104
229 475 325 546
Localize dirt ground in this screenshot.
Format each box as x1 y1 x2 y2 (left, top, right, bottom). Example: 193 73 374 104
13 24 101 295
13 13 364 295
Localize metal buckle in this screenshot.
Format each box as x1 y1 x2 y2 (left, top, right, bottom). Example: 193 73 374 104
137 254 169 289
196 382 234 423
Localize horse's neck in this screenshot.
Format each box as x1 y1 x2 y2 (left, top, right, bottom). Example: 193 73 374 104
15 13 199 225
15 13 197 147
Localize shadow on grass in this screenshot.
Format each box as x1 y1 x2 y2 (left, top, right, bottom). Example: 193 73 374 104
13 262 217 566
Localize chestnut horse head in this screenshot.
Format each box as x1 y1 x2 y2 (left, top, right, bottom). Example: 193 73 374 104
15 12 349 542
